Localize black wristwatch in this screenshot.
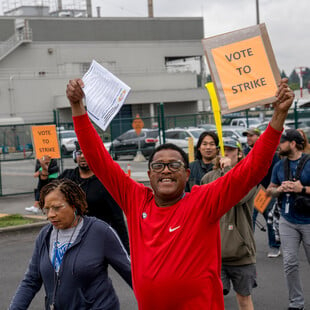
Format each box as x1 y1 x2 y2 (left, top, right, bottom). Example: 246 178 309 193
301 186 306 194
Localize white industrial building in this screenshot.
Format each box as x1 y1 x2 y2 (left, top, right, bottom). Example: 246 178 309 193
0 3 210 139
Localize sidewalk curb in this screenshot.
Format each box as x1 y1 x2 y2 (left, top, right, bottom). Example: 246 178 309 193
0 221 47 234
0 179 150 234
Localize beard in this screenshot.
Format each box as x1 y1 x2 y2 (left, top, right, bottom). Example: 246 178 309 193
79 164 90 171
279 148 292 157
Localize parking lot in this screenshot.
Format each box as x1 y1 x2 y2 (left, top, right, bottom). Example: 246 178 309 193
0 156 149 196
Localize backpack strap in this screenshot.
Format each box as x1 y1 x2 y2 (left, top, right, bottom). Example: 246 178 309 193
295 154 310 180
283 154 310 181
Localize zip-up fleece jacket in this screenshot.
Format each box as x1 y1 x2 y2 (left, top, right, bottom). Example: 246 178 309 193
74 114 281 310
201 167 257 265
9 216 132 310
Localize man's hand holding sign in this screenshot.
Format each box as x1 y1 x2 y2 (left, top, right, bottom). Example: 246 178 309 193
65 40 295 308
31 125 60 159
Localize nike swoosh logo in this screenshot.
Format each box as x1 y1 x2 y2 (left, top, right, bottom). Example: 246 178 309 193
169 226 181 232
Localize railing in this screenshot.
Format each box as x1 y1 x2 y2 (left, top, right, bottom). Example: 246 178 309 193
0 28 33 62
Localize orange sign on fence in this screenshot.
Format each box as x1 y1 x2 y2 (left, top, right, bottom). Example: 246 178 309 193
31 125 60 159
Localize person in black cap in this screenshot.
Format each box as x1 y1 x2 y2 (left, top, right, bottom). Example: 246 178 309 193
37 141 130 253
242 127 261 156
267 129 310 310
201 137 257 310
279 128 306 146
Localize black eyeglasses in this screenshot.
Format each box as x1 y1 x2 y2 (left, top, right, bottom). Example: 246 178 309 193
150 161 185 173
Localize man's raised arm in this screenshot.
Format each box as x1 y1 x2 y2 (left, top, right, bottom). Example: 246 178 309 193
269 78 294 131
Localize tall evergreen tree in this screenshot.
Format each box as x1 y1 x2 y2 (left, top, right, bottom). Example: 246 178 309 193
281 70 288 78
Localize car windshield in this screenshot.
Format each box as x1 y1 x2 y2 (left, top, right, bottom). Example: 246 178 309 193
257 123 269 131
60 132 76 139
232 129 244 137
189 129 204 138
248 119 260 126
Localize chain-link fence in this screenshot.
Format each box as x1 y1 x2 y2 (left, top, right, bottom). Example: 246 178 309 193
0 105 309 195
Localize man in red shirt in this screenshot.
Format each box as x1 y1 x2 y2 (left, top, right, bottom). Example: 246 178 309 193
66 78 294 310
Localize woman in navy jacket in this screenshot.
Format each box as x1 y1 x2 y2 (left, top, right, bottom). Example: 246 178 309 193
9 179 132 310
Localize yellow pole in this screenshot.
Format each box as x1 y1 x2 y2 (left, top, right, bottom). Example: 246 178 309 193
188 137 195 163
205 82 225 156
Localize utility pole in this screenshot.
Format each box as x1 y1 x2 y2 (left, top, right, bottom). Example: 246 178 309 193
256 0 260 24
86 0 92 17
255 0 266 120
295 67 306 98
57 0 62 11
148 0 154 18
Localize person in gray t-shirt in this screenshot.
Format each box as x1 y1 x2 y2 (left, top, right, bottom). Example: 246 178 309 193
9 179 132 310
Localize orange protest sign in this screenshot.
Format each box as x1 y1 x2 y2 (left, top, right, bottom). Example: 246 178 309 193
31 125 61 159
132 114 144 136
202 23 281 114
254 185 272 213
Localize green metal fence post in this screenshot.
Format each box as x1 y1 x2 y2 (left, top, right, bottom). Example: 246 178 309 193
0 161 2 196
160 102 166 144
294 100 298 129
54 109 64 173
157 104 162 144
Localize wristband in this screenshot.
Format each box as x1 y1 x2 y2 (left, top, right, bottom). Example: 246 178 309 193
301 186 306 194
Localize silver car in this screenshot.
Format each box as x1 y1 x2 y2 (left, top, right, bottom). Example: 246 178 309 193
59 130 77 155
156 127 204 153
221 126 247 147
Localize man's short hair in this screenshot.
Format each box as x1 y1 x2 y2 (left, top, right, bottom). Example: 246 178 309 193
148 143 189 169
196 131 219 160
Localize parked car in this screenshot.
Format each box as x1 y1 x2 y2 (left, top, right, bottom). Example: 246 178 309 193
230 118 261 128
109 128 159 160
257 118 310 134
156 127 204 153
59 130 77 155
221 126 247 147
285 118 310 129
198 123 217 131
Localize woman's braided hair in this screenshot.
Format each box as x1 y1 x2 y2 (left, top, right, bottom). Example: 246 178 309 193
39 179 87 215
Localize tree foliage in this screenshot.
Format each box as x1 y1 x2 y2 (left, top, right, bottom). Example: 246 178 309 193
288 67 310 91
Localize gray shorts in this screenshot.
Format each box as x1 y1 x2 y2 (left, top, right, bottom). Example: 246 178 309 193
221 263 257 296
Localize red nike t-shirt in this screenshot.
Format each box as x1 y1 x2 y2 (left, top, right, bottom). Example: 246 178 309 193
74 114 281 310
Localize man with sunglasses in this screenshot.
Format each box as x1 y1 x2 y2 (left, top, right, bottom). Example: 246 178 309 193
66 77 294 310
38 141 130 253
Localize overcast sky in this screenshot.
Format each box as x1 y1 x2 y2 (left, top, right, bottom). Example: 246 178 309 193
1 0 308 76
90 0 309 76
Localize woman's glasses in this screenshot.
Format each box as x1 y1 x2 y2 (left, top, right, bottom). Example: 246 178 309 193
42 204 67 215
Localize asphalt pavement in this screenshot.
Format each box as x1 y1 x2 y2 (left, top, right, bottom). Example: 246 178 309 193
2 211 310 309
